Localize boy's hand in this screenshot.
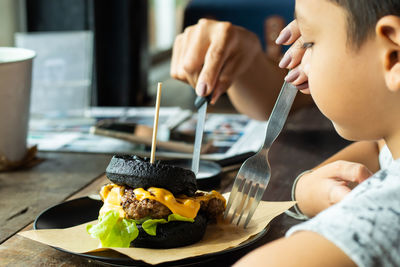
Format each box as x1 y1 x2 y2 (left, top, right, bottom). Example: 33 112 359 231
276 20 309 92
295 160 373 217
170 19 264 104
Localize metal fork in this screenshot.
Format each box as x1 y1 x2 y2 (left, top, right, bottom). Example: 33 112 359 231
223 81 298 228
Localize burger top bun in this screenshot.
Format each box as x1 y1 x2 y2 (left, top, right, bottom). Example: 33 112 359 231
106 155 197 196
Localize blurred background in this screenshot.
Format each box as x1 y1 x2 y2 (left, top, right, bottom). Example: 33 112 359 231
0 0 296 162
0 0 293 117
0 0 191 116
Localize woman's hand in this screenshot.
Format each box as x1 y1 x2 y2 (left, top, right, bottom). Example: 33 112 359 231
276 20 310 93
295 160 373 217
170 19 264 104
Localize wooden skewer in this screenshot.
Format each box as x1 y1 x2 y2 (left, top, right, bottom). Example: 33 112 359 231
150 82 162 164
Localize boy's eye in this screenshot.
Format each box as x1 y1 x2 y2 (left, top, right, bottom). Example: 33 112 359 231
302 42 314 49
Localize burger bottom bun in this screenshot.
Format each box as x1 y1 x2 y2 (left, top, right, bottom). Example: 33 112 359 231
131 213 208 249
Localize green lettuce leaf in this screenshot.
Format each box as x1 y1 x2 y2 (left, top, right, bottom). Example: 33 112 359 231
141 214 194 236
132 217 151 224
142 218 167 235
87 210 139 248
167 214 194 223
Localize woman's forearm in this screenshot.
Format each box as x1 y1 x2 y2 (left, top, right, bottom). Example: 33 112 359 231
228 52 313 121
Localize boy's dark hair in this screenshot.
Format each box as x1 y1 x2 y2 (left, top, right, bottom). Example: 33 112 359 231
329 0 400 48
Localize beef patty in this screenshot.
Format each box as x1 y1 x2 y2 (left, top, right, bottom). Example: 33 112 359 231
195 192 226 220
121 187 171 220
121 188 225 220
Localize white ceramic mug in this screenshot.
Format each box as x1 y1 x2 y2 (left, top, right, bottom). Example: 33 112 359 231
0 47 35 162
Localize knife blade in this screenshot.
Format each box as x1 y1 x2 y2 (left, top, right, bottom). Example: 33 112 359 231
191 95 211 175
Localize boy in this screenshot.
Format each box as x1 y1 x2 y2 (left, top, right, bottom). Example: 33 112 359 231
235 0 400 266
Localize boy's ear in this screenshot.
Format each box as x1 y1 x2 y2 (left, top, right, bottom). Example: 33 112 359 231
376 15 400 92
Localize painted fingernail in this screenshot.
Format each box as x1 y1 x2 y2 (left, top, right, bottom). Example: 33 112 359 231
296 82 309 90
275 28 291 44
284 69 300 82
278 52 292 68
196 82 207 96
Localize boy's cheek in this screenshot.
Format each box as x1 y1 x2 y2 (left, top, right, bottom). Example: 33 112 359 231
301 50 312 74
300 58 312 95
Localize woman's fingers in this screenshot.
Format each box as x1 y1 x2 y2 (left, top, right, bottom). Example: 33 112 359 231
286 38 307 69
276 20 310 90
171 19 234 97
182 22 215 88
283 65 308 92
196 42 228 96
275 20 301 45
290 67 309 86
171 21 213 89
209 53 242 104
170 34 188 83
196 22 235 96
171 18 264 102
296 82 310 93
279 38 306 69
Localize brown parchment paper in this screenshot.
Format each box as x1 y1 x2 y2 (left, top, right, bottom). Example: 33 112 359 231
20 196 295 265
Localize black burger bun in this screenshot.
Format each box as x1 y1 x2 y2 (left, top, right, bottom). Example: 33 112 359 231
106 155 197 196
131 213 208 248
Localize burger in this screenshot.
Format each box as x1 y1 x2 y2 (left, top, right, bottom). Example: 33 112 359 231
87 155 226 248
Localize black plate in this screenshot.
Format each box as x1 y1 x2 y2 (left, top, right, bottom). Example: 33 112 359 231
34 197 269 266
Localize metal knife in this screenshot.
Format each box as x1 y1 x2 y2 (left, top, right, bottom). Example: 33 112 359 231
191 95 211 175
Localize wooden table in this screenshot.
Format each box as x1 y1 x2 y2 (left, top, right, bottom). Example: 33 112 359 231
0 107 350 266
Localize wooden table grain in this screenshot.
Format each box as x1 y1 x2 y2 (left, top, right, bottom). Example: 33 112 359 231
0 107 350 267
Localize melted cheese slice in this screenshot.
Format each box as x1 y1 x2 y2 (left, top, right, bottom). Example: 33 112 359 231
133 187 200 219
99 184 226 219
99 185 126 218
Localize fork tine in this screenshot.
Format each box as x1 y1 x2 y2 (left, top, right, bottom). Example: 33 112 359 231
236 182 258 226
223 175 244 219
230 179 252 224
243 182 267 228
224 81 296 227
